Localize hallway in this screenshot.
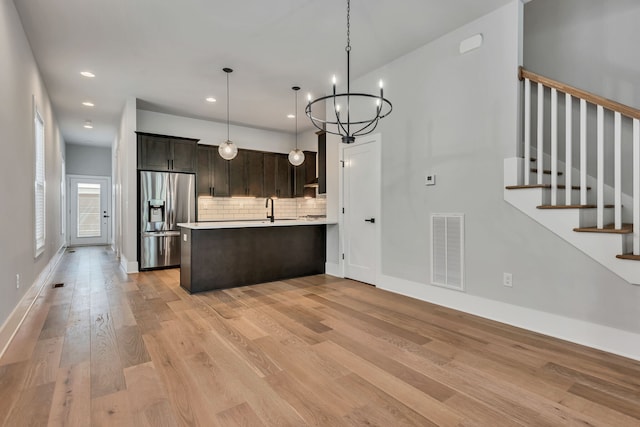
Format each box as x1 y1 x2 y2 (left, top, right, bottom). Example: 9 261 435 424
1 247 639 426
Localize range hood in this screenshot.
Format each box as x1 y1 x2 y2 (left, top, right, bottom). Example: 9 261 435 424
304 177 319 188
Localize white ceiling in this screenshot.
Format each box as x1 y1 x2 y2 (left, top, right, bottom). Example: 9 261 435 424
14 0 512 147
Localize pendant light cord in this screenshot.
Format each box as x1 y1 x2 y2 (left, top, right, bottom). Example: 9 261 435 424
226 71 230 142
295 89 298 149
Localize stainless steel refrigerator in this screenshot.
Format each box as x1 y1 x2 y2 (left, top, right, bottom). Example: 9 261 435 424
139 171 195 270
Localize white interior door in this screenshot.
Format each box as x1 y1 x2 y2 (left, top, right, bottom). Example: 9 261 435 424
343 135 381 285
68 175 111 246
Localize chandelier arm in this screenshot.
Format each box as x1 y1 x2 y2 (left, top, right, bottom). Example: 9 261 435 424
332 92 351 137
353 117 380 137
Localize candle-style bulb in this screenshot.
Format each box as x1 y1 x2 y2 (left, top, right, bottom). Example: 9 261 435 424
332 75 337 85
379 80 384 89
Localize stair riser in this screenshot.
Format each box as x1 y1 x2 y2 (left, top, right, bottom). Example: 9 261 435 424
541 189 595 206
579 209 614 228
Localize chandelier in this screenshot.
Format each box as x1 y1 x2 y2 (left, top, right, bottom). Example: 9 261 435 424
305 0 392 144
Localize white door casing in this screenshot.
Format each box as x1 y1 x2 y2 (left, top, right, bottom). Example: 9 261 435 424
68 175 111 246
342 134 381 285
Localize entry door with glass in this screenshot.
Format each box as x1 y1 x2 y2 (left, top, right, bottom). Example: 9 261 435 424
68 176 111 246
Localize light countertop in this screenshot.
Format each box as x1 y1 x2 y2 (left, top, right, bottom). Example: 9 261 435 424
178 218 337 230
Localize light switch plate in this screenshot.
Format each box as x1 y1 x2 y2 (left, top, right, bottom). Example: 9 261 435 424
425 174 436 186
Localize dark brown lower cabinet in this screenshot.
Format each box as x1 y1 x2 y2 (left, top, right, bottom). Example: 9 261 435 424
180 225 326 293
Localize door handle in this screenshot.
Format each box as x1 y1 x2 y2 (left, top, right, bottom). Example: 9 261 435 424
365 218 375 223
103 215 110 218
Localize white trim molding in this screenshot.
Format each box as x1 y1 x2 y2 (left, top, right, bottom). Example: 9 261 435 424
379 273 640 362
0 245 66 359
120 254 139 274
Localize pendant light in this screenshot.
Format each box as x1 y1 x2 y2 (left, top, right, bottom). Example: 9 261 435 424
305 0 392 143
288 86 305 166
218 67 238 160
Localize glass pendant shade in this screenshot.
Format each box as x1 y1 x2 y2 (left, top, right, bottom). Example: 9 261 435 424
218 140 238 160
288 148 305 166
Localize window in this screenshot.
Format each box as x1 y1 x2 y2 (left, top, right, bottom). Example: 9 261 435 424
34 107 45 257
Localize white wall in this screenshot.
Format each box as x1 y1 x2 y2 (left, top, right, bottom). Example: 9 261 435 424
136 110 297 153
66 143 112 176
328 0 640 344
0 0 65 339
114 98 138 272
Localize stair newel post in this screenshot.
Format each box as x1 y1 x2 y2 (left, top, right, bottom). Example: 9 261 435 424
614 112 622 230
597 105 605 229
551 88 558 206
537 83 544 185
634 119 640 255
565 93 573 206
524 78 531 185
580 99 588 205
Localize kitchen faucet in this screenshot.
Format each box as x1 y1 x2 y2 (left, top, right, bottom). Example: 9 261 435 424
265 197 275 222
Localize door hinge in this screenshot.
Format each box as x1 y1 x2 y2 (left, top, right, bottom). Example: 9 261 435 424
342 253 345 260
342 207 345 214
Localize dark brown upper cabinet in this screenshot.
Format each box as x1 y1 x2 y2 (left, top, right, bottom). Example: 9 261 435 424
264 153 293 198
317 131 326 194
229 149 264 197
294 151 317 198
197 145 230 197
136 132 198 173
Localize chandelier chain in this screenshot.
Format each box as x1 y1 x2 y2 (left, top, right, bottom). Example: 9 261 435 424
346 0 351 52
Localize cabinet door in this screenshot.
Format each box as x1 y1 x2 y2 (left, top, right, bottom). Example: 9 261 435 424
245 150 264 197
229 150 246 196
275 154 292 198
294 161 306 197
263 153 277 198
317 132 326 194
196 145 213 197
304 151 317 198
138 135 170 171
212 148 230 197
171 139 197 172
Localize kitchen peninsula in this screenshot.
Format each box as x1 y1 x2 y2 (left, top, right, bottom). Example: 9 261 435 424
178 219 335 293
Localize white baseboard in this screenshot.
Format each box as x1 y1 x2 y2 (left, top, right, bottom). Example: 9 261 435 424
0 245 66 359
120 254 139 274
379 273 640 362
325 262 342 277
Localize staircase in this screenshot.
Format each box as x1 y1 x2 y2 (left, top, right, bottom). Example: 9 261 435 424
504 67 640 285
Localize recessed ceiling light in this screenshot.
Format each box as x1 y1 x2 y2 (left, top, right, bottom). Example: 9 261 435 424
83 120 93 129
80 71 95 78
287 114 295 119
82 101 95 107
205 97 216 103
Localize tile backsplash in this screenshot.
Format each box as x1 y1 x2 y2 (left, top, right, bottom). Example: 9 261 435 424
198 196 326 221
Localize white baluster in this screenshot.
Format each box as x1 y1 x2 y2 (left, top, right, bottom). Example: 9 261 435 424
537 83 544 185
565 94 572 205
551 88 558 205
524 79 531 185
597 106 604 229
634 119 639 255
614 112 622 230
580 100 587 205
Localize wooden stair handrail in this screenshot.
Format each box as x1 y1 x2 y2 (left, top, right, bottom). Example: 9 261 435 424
519 67 640 120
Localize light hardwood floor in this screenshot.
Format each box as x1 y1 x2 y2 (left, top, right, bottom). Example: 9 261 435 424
1 246 639 426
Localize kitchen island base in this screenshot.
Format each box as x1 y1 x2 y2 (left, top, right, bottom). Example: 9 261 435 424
180 224 326 293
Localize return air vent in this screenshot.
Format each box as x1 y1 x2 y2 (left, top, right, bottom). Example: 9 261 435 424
431 214 465 291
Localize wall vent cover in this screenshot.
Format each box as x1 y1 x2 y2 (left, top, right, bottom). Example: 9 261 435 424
431 213 465 291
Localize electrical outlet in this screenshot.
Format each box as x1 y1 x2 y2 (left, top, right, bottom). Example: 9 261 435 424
425 174 436 186
183 233 188 242
16 273 20 289
503 272 513 287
